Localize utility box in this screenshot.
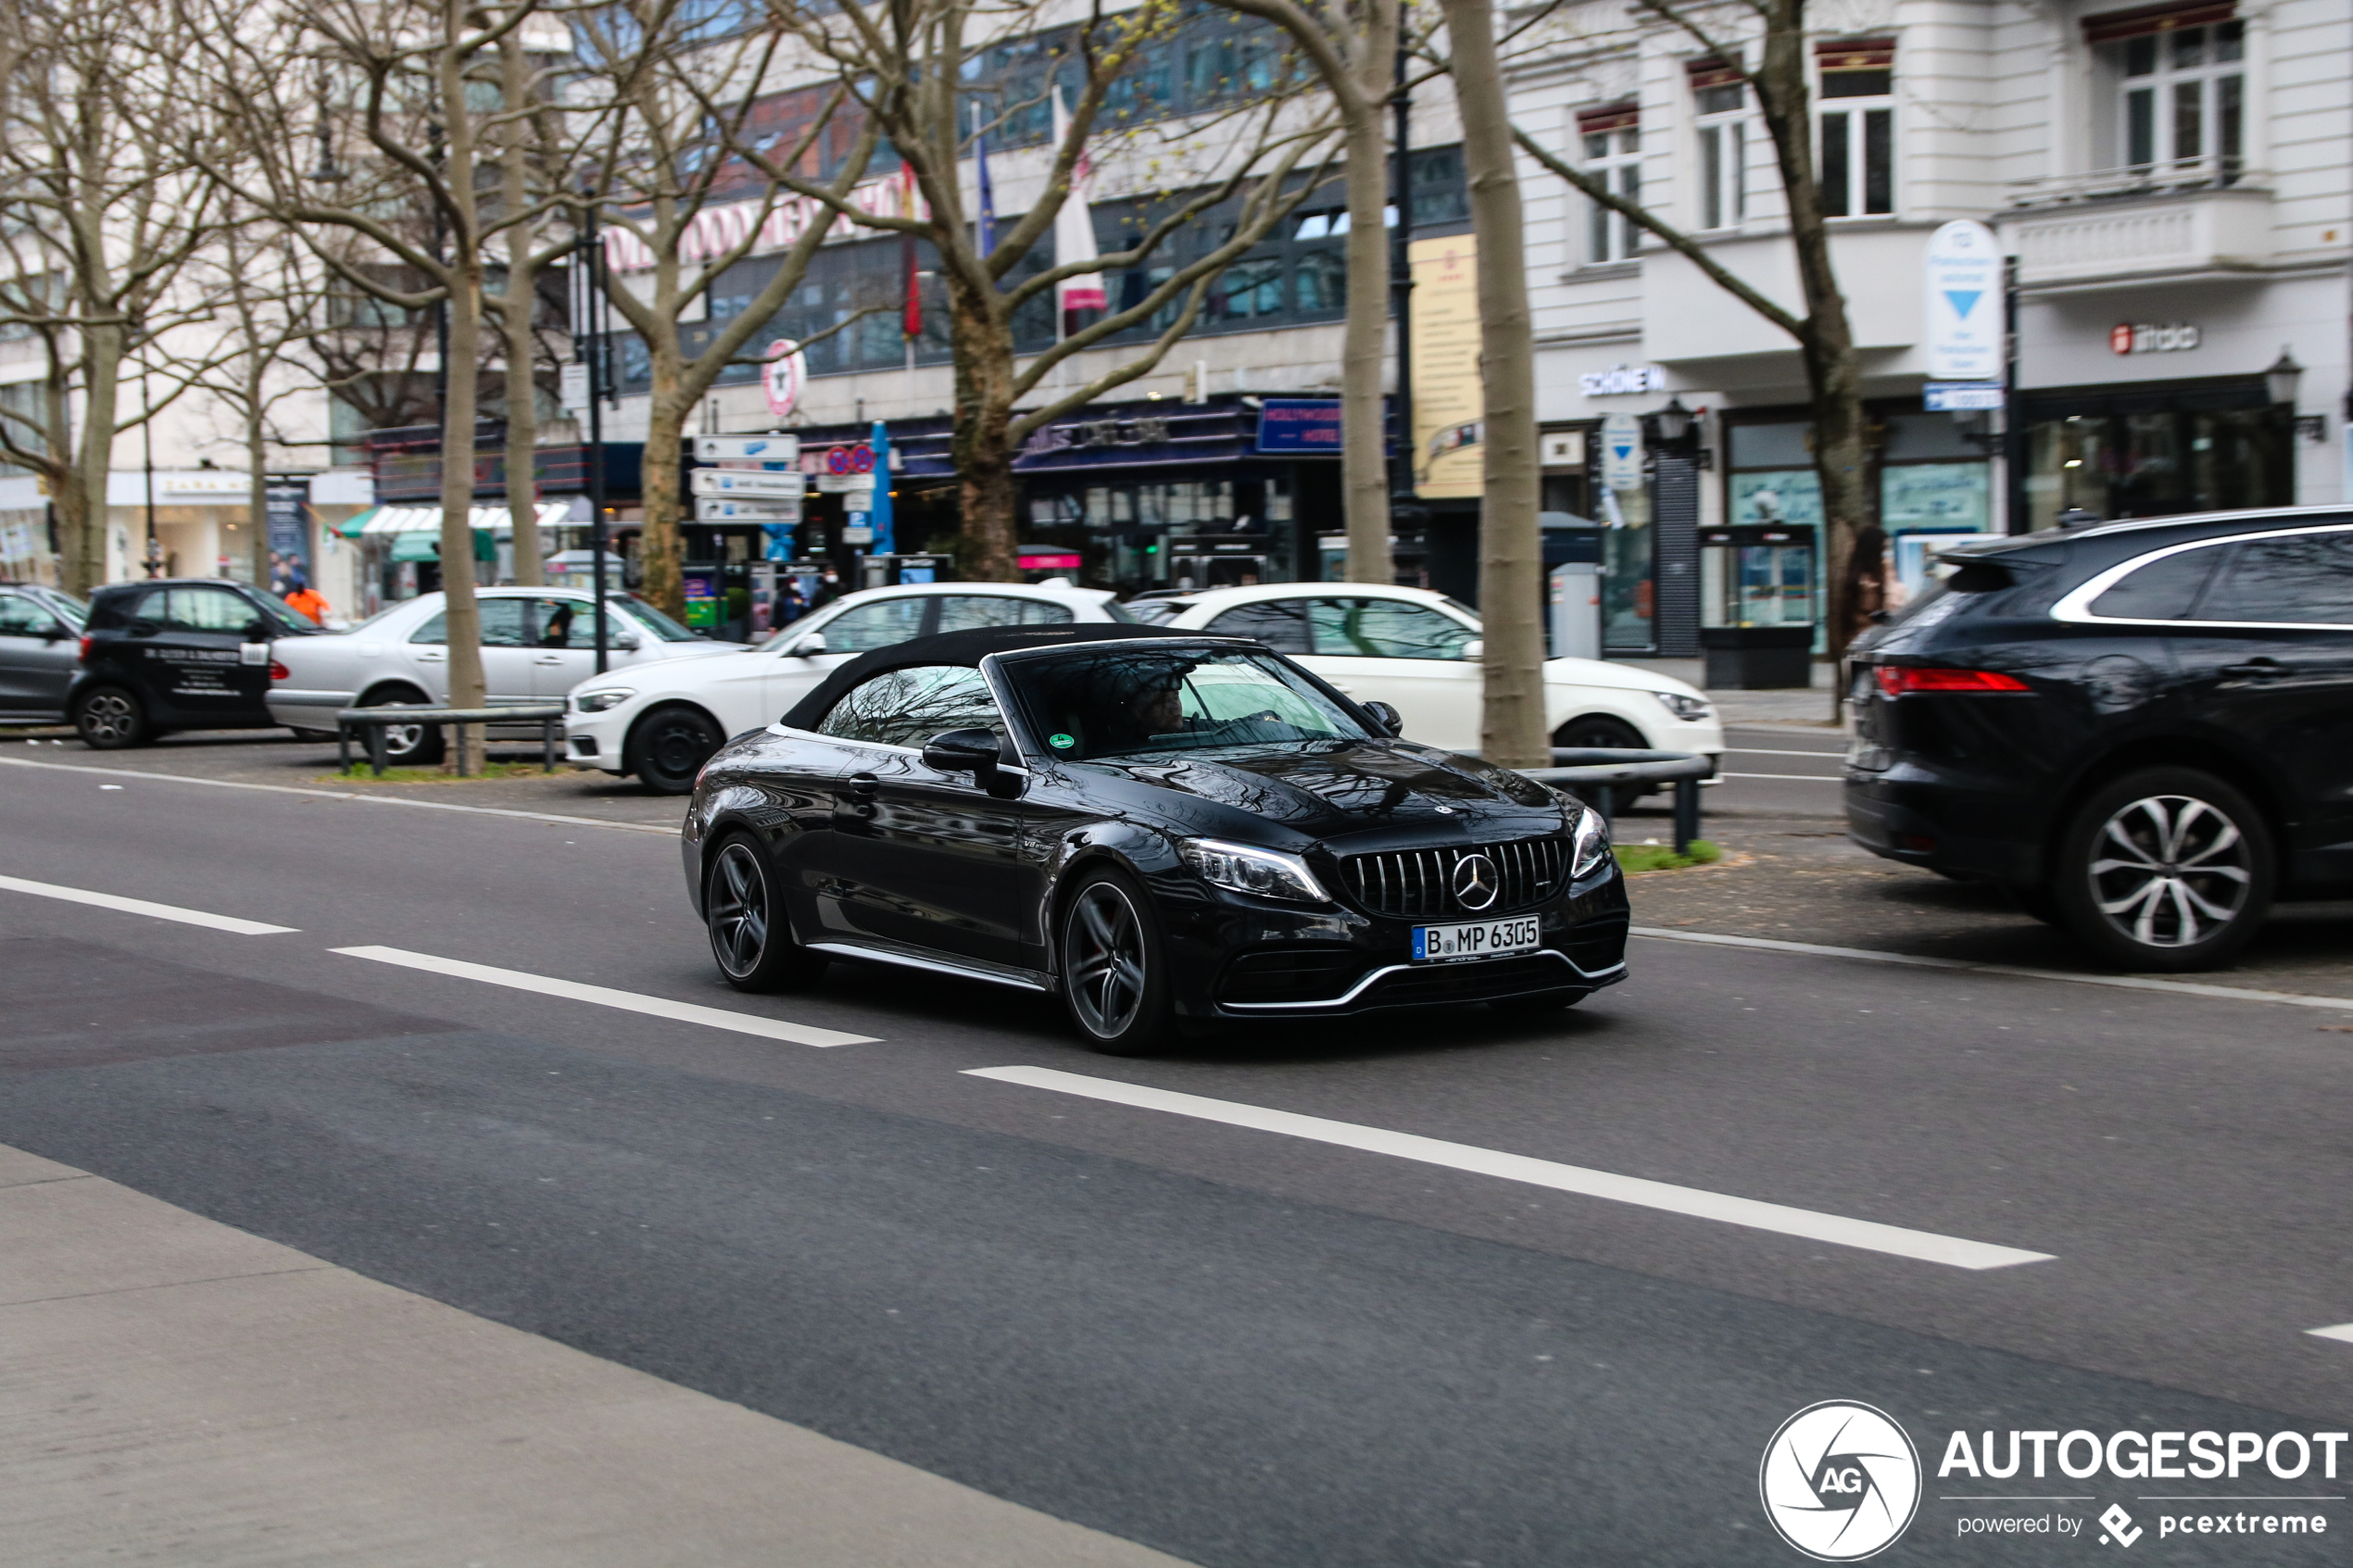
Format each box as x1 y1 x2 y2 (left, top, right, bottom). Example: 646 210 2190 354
1541 512 1604 660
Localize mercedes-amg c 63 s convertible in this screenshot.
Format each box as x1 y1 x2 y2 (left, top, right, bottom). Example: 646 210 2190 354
683 624 1629 1052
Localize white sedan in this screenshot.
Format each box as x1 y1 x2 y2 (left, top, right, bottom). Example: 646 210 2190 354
269 586 741 765
563 578 1131 793
1159 583 1723 763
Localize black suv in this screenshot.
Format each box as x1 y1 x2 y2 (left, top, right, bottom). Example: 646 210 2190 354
70 578 321 748
1845 506 2353 972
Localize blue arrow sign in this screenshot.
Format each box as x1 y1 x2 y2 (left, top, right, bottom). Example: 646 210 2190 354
1944 289 1982 320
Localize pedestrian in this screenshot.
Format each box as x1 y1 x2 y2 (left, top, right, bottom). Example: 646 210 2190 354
283 576 332 626
778 580 809 624
809 565 845 610
1841 526 1895 644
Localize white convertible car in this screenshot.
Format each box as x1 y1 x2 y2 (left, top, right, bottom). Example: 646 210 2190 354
1159 583 1724 763
268 586 741 765
561 578 1131 792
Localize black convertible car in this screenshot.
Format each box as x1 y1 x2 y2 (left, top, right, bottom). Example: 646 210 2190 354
682 624 1629 1051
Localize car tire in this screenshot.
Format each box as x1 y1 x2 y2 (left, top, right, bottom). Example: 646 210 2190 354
1490 989 1583 1018
1551 714 1650 812
2050 766 2274 972
1058 865 1176 1056
630 705 724 796
72 685 149 749
703 832 826 993
357 686 444 766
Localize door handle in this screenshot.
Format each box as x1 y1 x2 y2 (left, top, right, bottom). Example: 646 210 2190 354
415 650 445 662
847 772 880 800
2221 659 2285 680
533 655 565 665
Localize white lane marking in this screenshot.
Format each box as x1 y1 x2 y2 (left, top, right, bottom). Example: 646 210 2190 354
1726 747 1847 759
0 872 297 935
2308 1324 2353 1345
0 757 673 835
1632 926 2353 1013
333 946 877 1047
1722 771 1842 782
964 1065 2052 1271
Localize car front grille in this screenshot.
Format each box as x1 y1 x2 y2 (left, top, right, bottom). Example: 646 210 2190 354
1338 838 1567 920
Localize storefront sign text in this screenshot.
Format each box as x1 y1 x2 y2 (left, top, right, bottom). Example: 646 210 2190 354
2111 322 2201 354
1579 365 1664 396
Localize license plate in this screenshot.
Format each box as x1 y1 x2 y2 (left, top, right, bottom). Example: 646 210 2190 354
1412 918 1541 962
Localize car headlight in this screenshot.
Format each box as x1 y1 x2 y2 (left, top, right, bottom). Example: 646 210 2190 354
1570 805 1613 880
1652 689 1712 722
1178 837 1329 903
573 688 635 713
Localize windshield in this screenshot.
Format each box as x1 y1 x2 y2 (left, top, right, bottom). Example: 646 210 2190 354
1001 646 1371 761
250 592 319 633
621 594 704 642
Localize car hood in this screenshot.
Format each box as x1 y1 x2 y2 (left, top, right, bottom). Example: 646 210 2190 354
1542 656 1704 699
575 646 767 694
1084 739 1559 832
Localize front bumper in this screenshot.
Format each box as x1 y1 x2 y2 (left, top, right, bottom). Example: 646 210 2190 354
562 708 632 772
1157 870 1632 1020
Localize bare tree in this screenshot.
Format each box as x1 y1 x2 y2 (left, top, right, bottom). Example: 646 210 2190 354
0 0 232 593
1197 0 1397 585
768 0 1337 581
569 6 887 617
1510 0 1875 689
487 24 574 588
1431 0 1544 768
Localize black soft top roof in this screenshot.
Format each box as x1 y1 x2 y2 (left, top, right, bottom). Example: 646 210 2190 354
779 622 1245 732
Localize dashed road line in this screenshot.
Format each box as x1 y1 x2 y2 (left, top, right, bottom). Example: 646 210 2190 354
964 1066 2053 1270
333 946 876 1047
2306 1323 2353 1345
0 872 297 935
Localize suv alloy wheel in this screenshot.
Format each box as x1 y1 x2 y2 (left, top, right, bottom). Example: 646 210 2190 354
2052 766 2274 972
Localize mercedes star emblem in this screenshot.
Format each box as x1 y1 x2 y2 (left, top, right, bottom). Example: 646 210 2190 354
1452 852 1500 910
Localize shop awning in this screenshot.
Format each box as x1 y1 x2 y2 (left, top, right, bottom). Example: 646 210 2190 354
336 501 573 539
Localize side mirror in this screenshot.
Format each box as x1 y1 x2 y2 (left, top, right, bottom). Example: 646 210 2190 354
1461 637 1484 659
41 621 69 643
245 620 275 644
612 631 642 652
787 632 826 659
1361 698 1404 736
921 727 1000 776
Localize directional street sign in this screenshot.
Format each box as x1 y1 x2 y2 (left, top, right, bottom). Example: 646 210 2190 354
689 468 806 497
1924 220 2003 382
696 496 802 521
1599 412 1642 492
694 435 800 466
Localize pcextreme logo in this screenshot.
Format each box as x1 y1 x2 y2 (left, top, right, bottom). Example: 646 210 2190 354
1761 1401 1923 1561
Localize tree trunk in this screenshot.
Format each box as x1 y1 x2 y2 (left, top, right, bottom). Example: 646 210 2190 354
639 365 687 617
950 281 1019 582
1443 0 1547 769
1339 5 1396 585
246 397 271 591
504 357 543 588
68 323 124 595
438 260 489 771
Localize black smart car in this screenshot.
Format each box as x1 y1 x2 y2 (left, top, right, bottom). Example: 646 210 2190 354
70 578 323 747
684 624 1629 1051
1845 505 2353 971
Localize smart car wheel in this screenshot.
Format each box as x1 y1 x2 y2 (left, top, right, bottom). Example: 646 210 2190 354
632 705 724 796
2052 767 2273 972
1059 868 1173 1055
704 833 825 992
72 685 148 749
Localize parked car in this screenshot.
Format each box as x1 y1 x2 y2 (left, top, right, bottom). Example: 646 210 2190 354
269 587 741 766
1155 583 1723 764
1845 504 2353 971
565 578 1132 793
69 578 324 747
0 583 88 721
683 622 1629 1052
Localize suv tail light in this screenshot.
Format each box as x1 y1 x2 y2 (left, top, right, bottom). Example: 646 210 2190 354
78 634 93 663
1874 666 2032 696
269 659 292 682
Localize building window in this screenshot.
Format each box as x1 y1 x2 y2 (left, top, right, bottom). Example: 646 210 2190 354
1578 104 1641 263
1817 41 1894 218
2089 6 2244 181
1688 60 1746 231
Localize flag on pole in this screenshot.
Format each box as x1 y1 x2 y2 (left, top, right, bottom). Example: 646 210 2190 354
1051 85 1105 313
973 106 996 257
899 162 923 340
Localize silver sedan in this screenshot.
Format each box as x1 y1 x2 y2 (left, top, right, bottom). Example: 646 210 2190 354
268 587 741 764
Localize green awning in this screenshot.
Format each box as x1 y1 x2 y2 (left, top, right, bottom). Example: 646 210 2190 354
388 529 496 563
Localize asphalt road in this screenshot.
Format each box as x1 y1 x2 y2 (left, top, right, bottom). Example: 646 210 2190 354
5 754 2351 1566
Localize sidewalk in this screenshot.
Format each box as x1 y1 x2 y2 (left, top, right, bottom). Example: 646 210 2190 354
0 1142 1192 1568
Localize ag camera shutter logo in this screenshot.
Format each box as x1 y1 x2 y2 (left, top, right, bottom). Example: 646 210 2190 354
1760 1401 1921 1561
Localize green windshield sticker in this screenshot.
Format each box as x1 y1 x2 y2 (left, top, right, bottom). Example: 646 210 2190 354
1049 733 1076 749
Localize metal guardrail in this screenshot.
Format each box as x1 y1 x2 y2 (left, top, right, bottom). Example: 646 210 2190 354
334 703 566 777
1520 747 1715 855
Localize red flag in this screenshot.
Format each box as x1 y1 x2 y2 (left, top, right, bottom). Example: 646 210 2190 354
900 164 923 340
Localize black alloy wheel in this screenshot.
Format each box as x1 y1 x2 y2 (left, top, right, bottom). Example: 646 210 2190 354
1059 867 1173 1055
1551 714 1650 812
633 705 725 796
359 688 445 765
2052 766 2273 972
704 833 826 992
72 685 148 749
